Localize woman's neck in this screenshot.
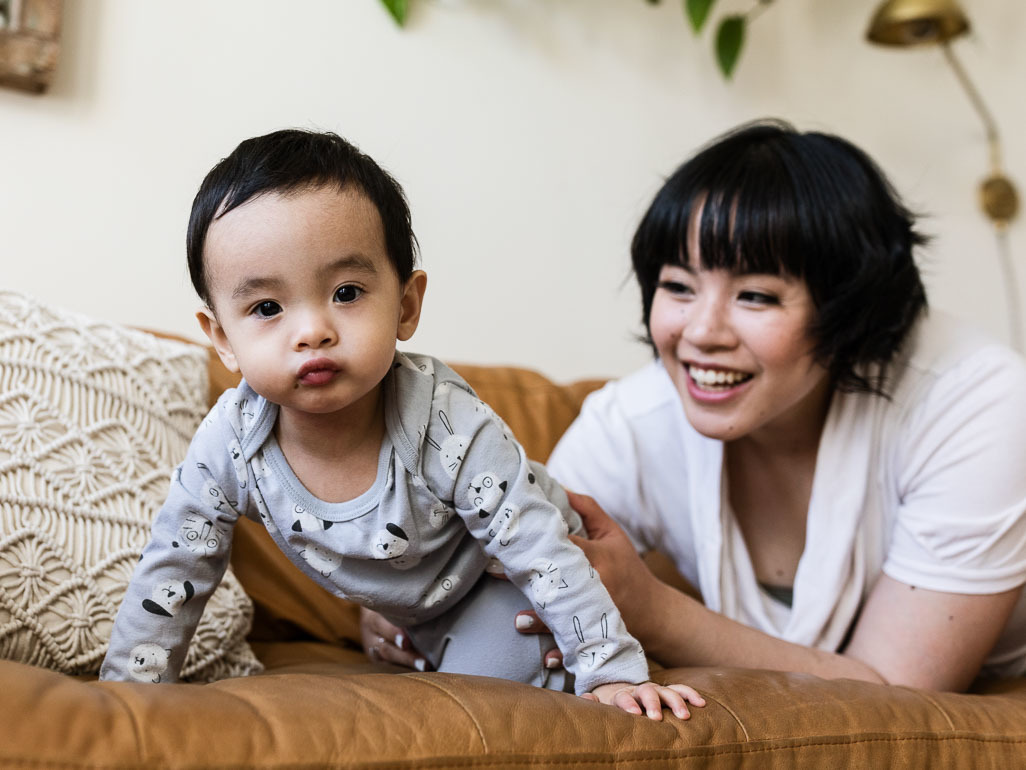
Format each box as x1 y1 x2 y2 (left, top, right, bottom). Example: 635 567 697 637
731 376 833 458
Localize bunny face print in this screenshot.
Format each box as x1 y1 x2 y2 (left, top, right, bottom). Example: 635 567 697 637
424 410 469 479
573 613 613 672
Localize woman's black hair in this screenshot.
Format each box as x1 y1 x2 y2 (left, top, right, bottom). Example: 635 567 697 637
631 119 928 394
186 129 417 306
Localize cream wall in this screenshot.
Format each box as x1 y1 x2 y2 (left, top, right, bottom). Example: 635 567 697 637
1 0 1023 381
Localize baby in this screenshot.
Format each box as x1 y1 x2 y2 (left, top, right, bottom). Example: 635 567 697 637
100 128 703 719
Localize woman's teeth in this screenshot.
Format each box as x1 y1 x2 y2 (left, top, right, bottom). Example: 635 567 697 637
688 366 752 390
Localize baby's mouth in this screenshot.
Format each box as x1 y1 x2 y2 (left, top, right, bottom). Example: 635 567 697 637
687 365 753 392
297 359 340 386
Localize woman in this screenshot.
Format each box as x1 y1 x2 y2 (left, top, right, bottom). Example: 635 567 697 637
363 120 1026 692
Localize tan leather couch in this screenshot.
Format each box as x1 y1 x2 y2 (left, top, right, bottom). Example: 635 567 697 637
4 342 1026 768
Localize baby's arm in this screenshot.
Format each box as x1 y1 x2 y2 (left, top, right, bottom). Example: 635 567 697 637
99 412 244 683
429 387 659 702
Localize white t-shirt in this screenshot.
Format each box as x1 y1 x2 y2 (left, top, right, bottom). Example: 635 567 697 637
547 312 1026 676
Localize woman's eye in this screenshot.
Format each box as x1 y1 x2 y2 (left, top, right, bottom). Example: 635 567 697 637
334 285 363 303
252 301 281 318
739 291 779 306
657 280 693 296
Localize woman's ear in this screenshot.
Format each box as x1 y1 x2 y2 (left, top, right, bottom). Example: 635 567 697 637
397 270 428 342
196 307 240 373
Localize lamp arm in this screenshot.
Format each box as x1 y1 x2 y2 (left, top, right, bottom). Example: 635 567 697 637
940 42 1002 171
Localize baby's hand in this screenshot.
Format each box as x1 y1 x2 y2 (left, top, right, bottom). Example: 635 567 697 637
582 680 706 721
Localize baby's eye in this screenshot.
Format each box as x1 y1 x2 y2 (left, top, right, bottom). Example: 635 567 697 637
334 285 363 304
252 301 281 318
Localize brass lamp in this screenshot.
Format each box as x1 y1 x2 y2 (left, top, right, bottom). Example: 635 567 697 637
867 0 1022 348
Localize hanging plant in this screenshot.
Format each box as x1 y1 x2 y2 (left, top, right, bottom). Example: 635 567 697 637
376 0 776 78
683 0 776 78
381 0 409 26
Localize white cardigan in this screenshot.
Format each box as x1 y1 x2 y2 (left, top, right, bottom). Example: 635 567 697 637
548 311 1026 676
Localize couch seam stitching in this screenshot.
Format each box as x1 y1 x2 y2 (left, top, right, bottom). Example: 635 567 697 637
3 734 1026 769
911 689 957 731
699 693 750 741
406 673 489 751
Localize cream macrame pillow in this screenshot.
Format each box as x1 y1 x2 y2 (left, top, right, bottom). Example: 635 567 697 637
0 291 261 681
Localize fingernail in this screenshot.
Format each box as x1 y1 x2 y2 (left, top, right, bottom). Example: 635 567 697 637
545 656 560 669
395 633 405 649
515 615 534 630
414 658 427 672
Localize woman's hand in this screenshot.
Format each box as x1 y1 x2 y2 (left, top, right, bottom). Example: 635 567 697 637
359 606 430 671
583 680 706 721
515 490 663 666
564 490 655 618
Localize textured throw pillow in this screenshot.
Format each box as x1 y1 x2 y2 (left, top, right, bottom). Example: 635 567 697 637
0 290 262 681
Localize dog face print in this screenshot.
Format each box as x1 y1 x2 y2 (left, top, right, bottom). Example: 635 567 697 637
200 479 238 515
424 410 470 480
423 574 461 609
251 487 276 532
291 505 333 533
373 523 410 559
488 503 520 546
573 613 613 672
172 513 227 557
128 643 171 683
468 472 507 518
226 438 247 488
300 544 342 577
428 503 454 530
142 579 194 618
527 559 568 608
251 451 271 482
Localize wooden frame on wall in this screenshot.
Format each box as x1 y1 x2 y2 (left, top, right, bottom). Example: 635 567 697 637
0 0 61 93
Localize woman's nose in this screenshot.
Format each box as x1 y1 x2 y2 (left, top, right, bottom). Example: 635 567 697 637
681 296 736 350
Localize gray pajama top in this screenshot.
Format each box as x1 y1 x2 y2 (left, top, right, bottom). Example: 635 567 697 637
99 353 647 693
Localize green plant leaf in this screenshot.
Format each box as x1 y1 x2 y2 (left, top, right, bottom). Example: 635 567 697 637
380 0 408 26
715 15 745 77
684 0 716 33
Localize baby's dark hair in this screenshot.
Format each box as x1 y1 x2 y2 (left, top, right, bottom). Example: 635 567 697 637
631 119 928 394
186 128 417 306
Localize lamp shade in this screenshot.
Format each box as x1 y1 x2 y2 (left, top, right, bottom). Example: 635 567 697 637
866 0 970 46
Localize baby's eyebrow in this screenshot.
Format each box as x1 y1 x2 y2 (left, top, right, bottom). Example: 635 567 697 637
320 254 379 278
229 255 380 300
231 276 283 300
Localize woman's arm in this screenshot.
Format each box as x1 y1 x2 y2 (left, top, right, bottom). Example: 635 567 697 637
556 492 1020 691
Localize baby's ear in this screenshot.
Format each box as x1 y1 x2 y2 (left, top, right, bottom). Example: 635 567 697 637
196 308 240 373
397 270 428 342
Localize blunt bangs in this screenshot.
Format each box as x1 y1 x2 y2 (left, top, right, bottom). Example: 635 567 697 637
632 119 927 394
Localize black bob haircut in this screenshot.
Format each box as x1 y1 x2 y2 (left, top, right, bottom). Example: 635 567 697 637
186 128 418 306
631 119 928 394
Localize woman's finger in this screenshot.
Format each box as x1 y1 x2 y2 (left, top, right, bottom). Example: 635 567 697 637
360 607 429 671
514 610 550 635
566 490 618 538
514 610 563 668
